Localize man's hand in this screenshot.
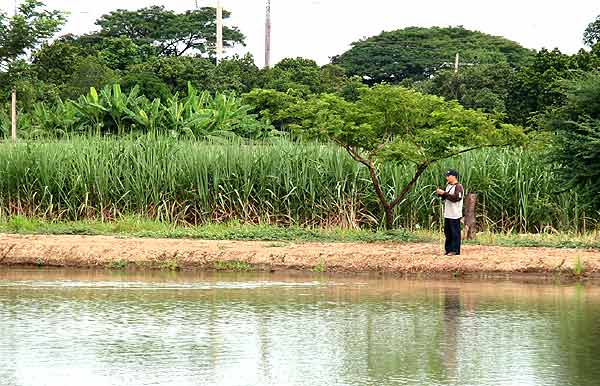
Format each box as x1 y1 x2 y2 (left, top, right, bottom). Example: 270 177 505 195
436 188 446 196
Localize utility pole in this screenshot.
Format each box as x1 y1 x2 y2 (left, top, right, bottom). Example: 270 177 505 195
265 0 271 68
11 0 18 143
454 52 460 74
195 0 199 9
216 0 223 65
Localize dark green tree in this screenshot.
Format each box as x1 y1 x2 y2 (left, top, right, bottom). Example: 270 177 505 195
95 6 245 58
261 57 323 94
213 54 262 93
542 73 600 208
260 58 353 95
128 56 216 94
419 63 515 114
32 38 84 86
63 57 118 99
506 48 598 126
584 15 600 48
120 71 171 101
332 26 533 83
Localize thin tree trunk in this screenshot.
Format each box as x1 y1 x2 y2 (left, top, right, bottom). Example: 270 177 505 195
341 144 430 230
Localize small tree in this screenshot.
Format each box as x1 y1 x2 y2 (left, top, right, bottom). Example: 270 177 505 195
293 84 526 229
0 0 65 71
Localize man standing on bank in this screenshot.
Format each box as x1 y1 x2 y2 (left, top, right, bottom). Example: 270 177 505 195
435 170 464 256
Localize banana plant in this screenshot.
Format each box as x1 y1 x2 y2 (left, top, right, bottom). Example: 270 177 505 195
126 98 164 134
72 87 109 136
99 84 143 135
28 100 80 137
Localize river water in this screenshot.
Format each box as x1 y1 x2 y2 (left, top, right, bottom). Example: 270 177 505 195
1 269 599 386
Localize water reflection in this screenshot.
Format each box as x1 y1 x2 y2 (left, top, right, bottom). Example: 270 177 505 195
443 288 460 383
1 269 600 386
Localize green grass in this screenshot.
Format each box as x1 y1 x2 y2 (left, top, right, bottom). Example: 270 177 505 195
0 215 422 243
0 215 598 249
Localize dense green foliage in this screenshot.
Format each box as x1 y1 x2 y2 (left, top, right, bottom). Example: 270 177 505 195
0 0 65 72
94 6 244 57
416 63 514 114
332 26 533 83
542 73 600 207
0 83 271 139
1 1 599 233
584 15 600 48
287 84 525 227
0 137 592 232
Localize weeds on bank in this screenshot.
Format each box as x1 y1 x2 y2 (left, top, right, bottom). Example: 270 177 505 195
159 259 180 271
573 256 586 277
213 260 254 271
313 258 327 273
108 259 128 270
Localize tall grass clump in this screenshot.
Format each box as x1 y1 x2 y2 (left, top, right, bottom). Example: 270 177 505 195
0 136 596 232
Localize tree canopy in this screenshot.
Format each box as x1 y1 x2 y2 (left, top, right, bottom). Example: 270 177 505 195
0 0 65 71
584 15 600 48
332 26 533 83
542 73 600 208
95 6 245 57
289 84 526 228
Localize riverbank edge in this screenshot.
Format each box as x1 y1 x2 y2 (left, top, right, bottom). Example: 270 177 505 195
1 233 599 280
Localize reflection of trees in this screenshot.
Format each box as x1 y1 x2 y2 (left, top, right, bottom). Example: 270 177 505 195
0 290 18 386
360 293 446 384
552 285 600 386
442 288 461 384
4 278 600 386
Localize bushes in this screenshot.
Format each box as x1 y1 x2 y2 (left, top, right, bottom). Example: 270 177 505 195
2 83 273 139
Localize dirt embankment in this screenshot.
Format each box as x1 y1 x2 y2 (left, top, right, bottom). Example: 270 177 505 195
1 233 599 277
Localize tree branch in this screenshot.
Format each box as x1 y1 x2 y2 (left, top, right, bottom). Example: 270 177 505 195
334 138 391 210
389 162 430 209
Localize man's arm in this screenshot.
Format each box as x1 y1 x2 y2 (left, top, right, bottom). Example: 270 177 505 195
443 184 464 202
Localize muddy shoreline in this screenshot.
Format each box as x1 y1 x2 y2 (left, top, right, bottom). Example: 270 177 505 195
1 233 599 279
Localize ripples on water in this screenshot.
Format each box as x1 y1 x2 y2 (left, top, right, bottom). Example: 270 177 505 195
1 269 600 386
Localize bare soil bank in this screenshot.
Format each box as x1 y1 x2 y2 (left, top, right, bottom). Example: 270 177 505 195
1 234 599 277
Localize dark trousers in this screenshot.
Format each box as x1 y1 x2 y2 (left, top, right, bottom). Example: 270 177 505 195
444 218 461 255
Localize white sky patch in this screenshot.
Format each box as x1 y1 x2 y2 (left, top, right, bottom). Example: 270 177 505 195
2 0 600 67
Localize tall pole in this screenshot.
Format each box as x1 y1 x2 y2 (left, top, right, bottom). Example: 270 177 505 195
454 52 460 74
11 0 18 143
265 0 271 68
216 0 223 65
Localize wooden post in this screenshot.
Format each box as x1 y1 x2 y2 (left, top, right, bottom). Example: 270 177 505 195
11 87 17 143
463 193 477 240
